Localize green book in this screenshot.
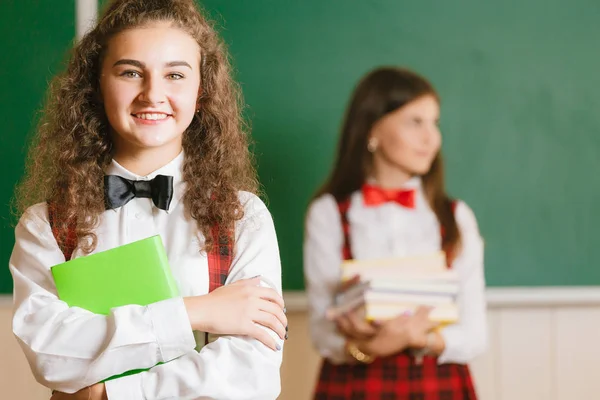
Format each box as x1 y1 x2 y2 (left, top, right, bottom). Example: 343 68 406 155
51 234 179 380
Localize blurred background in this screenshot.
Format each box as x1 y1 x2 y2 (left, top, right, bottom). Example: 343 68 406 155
1 1 599 399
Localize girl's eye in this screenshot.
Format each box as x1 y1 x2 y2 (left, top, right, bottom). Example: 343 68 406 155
167 73 184 80
121 70 141 78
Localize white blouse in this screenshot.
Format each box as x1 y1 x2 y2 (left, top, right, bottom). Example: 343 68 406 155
303 177 487 365
10 152 284 400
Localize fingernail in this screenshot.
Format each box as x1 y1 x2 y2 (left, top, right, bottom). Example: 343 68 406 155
285 333 289 340
283 307 287 313
285 325 288 332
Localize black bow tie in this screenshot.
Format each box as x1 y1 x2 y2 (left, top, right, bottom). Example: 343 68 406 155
104 174 174 211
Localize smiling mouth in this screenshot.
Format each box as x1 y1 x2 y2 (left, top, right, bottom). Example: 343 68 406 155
132 113 171 121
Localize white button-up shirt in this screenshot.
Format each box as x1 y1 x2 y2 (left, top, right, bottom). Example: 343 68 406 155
303 177 487 365
10 152 284 400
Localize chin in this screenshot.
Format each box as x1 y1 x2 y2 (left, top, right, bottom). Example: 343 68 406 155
410 163 435 176
136 132 180 147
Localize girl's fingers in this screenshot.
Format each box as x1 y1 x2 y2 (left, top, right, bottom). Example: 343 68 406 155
253 308 287 340
258 298 288 330
248 324 280 351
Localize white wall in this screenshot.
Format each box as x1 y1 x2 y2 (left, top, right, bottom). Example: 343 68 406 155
3 288 600 400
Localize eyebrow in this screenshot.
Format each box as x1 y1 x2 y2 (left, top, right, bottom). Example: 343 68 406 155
113 59 144 68
165 61 193 69
112 59 193 69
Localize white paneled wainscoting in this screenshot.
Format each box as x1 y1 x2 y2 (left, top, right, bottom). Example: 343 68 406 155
2 287 600 400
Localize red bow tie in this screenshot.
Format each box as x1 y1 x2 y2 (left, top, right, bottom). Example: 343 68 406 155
362 184 416 208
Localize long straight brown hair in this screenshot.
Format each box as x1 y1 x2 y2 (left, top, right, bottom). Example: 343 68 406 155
316 66 460 256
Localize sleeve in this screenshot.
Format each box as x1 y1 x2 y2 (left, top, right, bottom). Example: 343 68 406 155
104 193 284 400
10 205 196 393
438 201 488 364
303 194 349 364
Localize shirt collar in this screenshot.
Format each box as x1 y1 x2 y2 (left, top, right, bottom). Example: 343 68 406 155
365 175 423 190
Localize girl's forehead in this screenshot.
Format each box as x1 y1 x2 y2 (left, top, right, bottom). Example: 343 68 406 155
104 23 200 64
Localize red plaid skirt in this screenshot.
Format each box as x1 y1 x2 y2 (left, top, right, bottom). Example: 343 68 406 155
314 352 477 400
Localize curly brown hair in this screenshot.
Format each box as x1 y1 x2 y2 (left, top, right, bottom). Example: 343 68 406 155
14 0 258 254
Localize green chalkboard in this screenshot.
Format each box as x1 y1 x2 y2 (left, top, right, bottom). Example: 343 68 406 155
198 0 600 289
0 1 75 294
2 1 599 294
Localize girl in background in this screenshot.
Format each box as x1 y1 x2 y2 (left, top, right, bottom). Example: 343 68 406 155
304 67 487 399
11 0 286 399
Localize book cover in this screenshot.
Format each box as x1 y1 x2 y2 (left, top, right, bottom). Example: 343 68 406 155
51 234 179 380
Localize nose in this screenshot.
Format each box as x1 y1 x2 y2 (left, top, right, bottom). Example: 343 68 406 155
138 74 166 105
421 123 440 145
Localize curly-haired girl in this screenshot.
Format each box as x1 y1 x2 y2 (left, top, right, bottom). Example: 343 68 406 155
10 1 286 399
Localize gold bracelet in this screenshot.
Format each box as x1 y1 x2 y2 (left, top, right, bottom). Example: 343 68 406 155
346 341 375 364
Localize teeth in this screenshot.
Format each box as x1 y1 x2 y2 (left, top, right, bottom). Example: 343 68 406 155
136 113 168 120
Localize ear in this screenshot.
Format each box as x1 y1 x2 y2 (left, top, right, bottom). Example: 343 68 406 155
367 136 379 153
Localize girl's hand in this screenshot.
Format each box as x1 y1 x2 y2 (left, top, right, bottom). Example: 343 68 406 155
50 383 106 400
332 276 378 340
338 275 360 293
184 277 287 351
335 308 378 340
403 306 439 349
357 306 437 358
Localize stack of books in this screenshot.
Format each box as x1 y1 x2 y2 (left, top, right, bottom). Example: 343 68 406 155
327 251 459 324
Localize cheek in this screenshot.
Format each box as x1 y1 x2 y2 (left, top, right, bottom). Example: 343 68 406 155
102 82 132 119
171 88 199 122
383 128 413 157
173 81 200 109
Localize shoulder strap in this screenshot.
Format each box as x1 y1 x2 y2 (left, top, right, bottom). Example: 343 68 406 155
47 204 77 261
337 198 353 261
450 200 458 213
442 200 459 268
205 225 232 344
207 225 233 292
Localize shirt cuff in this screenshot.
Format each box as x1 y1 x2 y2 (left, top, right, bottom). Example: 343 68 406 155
438 325 464 364
105 373 144 400
318 333 349 364
147 297 196 362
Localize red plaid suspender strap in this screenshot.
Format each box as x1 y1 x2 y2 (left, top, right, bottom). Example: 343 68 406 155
441 200 459 267
204 225 233 345
207 224 233 292
337 199 353 261
47 205 78 262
